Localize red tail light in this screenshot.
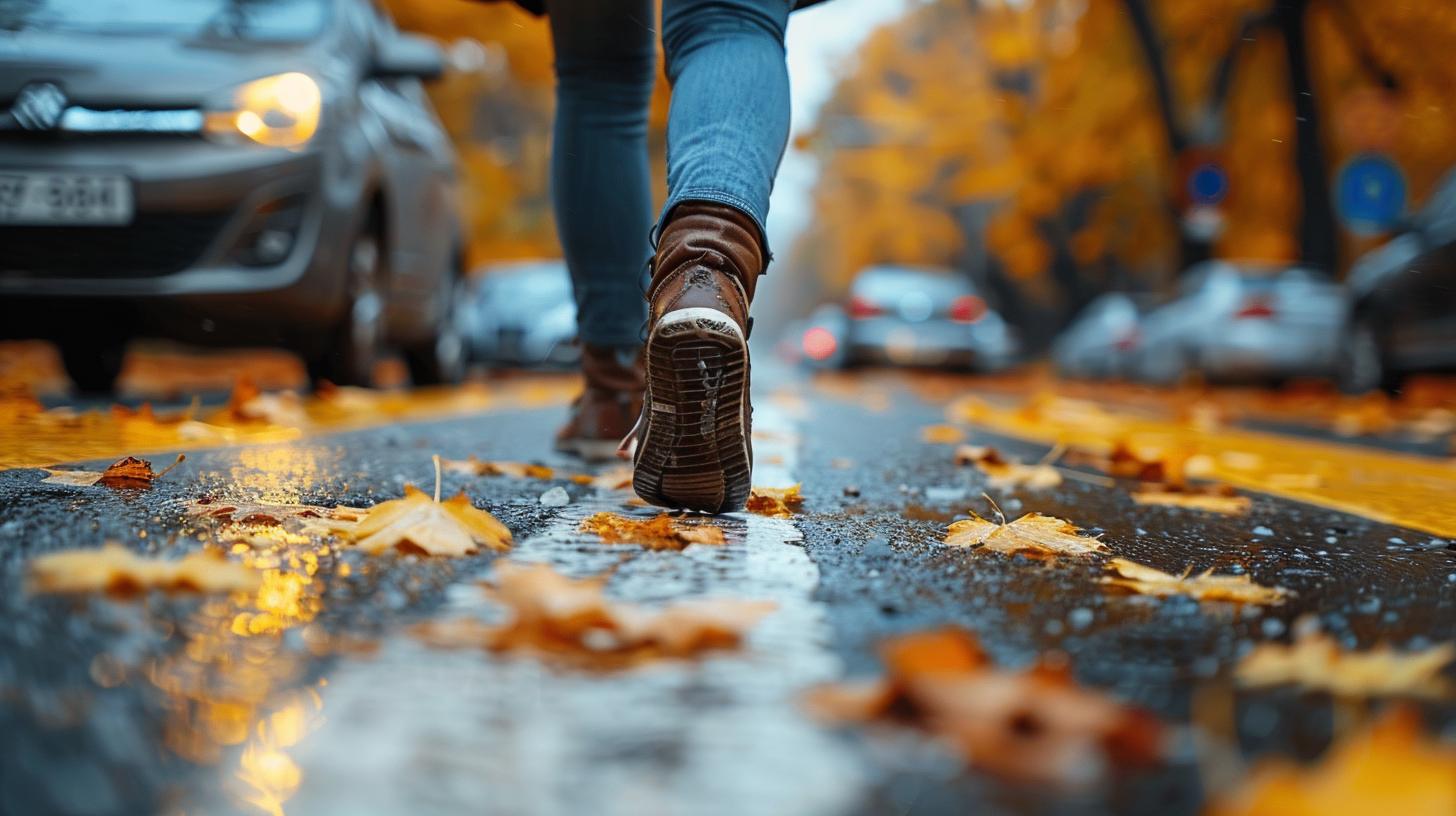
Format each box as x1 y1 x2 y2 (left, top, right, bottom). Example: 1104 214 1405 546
1234 298 1276 319
949 295 986 323
802 326 838 361
848 295 883 319
1113 330 1141 351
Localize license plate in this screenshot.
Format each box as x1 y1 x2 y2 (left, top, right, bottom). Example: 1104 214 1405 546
0 172 133 225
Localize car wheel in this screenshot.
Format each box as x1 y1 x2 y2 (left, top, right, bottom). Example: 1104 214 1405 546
1338 319 1393 394
402 255 468 386
59 337 127 395
307 218 384 388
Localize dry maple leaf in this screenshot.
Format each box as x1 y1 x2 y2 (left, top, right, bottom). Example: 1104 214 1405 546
1206 706 1456 816
804 628 1165 787
184 497 365 544
944 512 1107 559
567 465 634 491
746 484 804 517
43 454 185 489
1102 558 1288 605
1236 626 1454 698
920 424 966 444
580 512 725 550
415 562 774 669
954 444 1063 490
349 485 512 556
29 543 260 596
221 377 308 427
441 456 555 480
1131 483 1251 515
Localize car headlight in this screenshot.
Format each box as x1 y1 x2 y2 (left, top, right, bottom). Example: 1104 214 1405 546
206 72 321 149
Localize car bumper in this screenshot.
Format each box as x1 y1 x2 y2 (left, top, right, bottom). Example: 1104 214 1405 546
1197 323 1336 380
0 138 354 340
847 317 1010 369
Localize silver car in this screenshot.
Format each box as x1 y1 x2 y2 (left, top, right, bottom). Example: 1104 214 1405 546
0 0 465 391
1133 261 1347 385
1053 292 1157 380
466 260 580 368
835 265 1017 371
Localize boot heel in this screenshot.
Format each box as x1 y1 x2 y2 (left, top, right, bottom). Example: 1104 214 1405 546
634 307 752 513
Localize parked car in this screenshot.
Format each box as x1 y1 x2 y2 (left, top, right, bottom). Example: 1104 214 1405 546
465 260 580 368
803 265 1016 371
0 0 465 391
1341 170 1456 393
1132 260 1346 385
1053 292 1157 380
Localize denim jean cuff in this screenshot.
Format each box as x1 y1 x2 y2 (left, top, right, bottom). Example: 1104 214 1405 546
657 189 771 267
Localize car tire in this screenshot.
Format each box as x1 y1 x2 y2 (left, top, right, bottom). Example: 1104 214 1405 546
59 337 127 395
306 215 384 388
1337 318 1395 395
403 270 468 386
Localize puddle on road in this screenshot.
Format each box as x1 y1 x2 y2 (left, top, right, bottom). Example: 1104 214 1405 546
203 401 863 816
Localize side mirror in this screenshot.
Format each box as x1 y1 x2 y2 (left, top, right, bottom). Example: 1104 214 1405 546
372 33 445 81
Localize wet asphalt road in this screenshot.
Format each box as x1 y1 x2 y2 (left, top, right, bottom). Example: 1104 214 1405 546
1 368 1454 816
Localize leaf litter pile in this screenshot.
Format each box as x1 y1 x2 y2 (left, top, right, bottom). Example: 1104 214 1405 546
415 562 775 670
804 628 1166 786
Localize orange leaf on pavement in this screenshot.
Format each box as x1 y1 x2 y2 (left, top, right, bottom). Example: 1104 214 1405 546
219 377 309 427
1206 707 1456 816
1236 625 1453 698
415 562 774 670
1131 484 1251 515
29 543 260 596
804 628 1165 786
568 465 633 490
746 484 804 517
944 512 1106 559
920 424 965 444
348 485 512 556
43 454 185 489
1102 558 1288 605
442 456 555 480
581 512 725 550
954 444 1062 490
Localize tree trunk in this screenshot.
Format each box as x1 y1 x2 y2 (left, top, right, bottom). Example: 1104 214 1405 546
1275 0 1340 271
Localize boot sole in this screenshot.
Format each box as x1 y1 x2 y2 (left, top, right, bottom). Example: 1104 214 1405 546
634 307 751 513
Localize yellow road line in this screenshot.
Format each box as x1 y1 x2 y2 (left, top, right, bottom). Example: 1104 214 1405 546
0 377 577 471
949 394 1456 539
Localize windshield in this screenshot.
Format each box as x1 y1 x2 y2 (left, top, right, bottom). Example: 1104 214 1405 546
0 0 330 41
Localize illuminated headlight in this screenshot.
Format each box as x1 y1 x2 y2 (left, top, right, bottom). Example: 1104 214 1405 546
206 72 321 149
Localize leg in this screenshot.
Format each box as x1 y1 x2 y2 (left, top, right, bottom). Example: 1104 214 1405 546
632 0 792 512
545 0 656 348
659 0 793 243
546 0 655 460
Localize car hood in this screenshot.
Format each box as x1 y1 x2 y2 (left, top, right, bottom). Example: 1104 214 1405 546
0 30 329 107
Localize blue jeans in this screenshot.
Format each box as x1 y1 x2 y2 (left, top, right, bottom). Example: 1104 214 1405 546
544 0 793 347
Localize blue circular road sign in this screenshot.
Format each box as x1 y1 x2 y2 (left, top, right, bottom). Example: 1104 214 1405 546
1336 153 1407 235
1187 162 1228 205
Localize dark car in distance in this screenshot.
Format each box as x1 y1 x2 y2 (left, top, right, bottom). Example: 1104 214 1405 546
0 0 466 391
1342 170 1456 393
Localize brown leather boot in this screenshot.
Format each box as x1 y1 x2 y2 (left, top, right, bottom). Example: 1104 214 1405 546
554 344 644 462
631 202 763 513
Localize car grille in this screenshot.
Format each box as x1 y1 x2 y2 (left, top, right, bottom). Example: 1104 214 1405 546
1 211 230 278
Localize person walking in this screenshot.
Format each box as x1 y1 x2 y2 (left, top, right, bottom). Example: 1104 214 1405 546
541 0 797 513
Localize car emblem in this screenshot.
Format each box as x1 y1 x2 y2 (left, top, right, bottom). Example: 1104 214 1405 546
11 82 68 130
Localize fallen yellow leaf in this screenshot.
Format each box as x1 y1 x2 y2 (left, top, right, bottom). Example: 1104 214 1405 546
1237 627 1453 698
349 485 512 556
29 544 260 596
416 562 774 669
218 377 309 427
581 512 725 550
804 628 1166 787
1131 485 1251 514
746 484 804 517
1206 707 1456 816
1102 557 1288 605
954 444 1062 490
442 456 554 480
567 465 633 490
920 424 965 444
945 512 1107 559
